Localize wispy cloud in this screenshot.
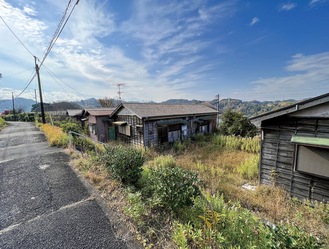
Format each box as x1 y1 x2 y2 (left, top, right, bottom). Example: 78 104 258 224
279 2 297 11
1 0 237 102
249 17 259 26
241 52 329 100
309 0 325 6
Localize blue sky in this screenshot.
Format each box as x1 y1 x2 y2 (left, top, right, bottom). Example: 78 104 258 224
0 0 328 103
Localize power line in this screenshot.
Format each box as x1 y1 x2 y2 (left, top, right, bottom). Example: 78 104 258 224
39 0 80 68
15 70 37 98
43 64 88 99
0 16 36 57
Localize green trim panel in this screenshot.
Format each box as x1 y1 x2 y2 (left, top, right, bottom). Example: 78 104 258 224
291 135 329 147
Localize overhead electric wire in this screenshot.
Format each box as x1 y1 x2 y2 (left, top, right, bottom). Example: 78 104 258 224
5 68 35 78
43 64 88 99
0 16 36 58
39 0 79 68
1 0 79 102
15 71 37 98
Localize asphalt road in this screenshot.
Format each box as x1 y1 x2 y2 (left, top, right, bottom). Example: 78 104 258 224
0 122 131 249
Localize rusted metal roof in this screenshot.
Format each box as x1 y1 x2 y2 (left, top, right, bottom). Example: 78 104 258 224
112 103 217 119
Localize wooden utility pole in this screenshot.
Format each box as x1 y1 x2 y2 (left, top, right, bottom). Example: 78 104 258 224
34 56 46 123
12 92 15 121
216 94 220 127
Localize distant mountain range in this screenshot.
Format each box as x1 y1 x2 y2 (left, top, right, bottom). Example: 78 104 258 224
0 97 296 117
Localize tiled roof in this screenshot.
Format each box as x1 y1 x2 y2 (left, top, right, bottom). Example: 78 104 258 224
119 103 217 118
85 108 115 116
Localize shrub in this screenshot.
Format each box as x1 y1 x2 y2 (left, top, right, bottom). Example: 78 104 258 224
102 146 145 186
238 154 259 180
60 121 83 134
72 136 96 152
147 166 202 211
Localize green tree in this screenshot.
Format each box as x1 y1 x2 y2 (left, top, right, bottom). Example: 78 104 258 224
219 109 257 137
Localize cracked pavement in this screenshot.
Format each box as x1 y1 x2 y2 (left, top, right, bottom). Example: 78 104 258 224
0 122 130 249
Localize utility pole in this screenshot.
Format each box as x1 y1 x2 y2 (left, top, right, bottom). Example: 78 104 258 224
12 92 15 121
216 94 220 127
34 89 38 105
34 56 46 123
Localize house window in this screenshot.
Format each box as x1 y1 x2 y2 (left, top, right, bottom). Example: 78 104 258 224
118 125 131 136
295 146 329 179
292 135 329 179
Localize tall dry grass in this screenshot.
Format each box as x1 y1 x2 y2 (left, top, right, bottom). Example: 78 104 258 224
40 124 68 147
174 143 329 243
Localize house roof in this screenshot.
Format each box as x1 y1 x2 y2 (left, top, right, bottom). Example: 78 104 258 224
112 103 217 119
66 109 84 117
250 92 329 126
85 108 115 116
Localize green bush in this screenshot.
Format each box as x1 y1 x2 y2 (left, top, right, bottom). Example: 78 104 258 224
61 121 83 134
147 166 202 211
102 146 145 186
72 136 95 152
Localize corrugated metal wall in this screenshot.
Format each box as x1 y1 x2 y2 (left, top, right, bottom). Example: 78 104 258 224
261 117 329 202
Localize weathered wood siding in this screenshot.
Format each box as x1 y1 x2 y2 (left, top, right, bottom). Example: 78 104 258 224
144 120 158 147
261 117 329 202
116 115 144 146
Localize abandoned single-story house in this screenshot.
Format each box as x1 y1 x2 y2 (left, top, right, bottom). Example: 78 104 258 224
109 103 217 147
250 93 329 202
85 108 115 142
66 109 85 121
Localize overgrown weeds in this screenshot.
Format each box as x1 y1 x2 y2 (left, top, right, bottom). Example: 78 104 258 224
43 123 327 248
0 117 6 129
40 124 68 147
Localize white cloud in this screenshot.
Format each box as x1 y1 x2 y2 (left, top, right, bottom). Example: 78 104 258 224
309 0 323 6
279 2 297 11
0 0 237 102
249 17 259 26
23 5 37 16
240 52 329 100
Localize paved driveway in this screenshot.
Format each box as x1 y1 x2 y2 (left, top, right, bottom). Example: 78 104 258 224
0 122 131 249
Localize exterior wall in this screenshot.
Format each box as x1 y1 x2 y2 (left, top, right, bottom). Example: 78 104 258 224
113 114 217 147
144 120 158 147
96 117 108 142
88 115 109 142
260 117 329 202
116 115 144 146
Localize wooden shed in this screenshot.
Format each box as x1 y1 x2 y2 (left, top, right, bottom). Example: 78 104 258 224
110 103 217 147
250 93 329 202
85 108 115 142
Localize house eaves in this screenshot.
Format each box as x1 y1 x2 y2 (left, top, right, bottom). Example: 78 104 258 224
250 92 329 125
